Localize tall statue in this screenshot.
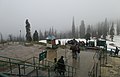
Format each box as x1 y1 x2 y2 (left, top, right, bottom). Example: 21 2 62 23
25 19 32 42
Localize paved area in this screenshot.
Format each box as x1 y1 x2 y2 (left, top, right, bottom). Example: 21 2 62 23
76 51 95 77
47 46 96 77
0 44 96 77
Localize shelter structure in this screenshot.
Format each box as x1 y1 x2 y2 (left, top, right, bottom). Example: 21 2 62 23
46 35 56 48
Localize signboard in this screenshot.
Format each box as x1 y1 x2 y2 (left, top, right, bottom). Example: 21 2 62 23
39 50 47 61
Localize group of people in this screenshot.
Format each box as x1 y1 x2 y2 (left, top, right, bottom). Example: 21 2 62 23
54 56 66 76
53 39 81 76
70 44 80 59
70 39 81 59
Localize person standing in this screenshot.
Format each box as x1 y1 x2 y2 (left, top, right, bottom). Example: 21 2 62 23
70 44 77 59
57 56 66 76
114 47 119 56
76 44 80 60
54 58 57 73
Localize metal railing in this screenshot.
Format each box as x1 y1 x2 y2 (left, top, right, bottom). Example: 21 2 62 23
88 48 108 77
88 50 99 77
0 55 77 77
32 57 77 77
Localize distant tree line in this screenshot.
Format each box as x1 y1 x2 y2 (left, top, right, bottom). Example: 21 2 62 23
70 18 120 41
1 18 120 43
24 18 120 42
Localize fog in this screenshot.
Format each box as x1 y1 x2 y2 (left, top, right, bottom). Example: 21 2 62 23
0 0 120 38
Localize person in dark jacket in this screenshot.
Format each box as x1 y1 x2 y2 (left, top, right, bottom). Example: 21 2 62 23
54 58 57 73
57 56 66 75
114 47 119 56
70 44 77 59
76 44 80 60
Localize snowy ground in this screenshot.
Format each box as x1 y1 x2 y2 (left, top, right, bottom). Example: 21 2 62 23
106 35 120 55
106 35 120 48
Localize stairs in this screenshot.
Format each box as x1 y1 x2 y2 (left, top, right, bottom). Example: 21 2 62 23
0 56 76 77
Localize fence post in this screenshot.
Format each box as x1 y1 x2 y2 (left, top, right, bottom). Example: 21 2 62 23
105 44 107 64
38 60 40 70
18 64 21 77
68 66 70 77
99 51 101 77
105 50 107 64
24 62 26 75
48 68 50 77
48 60 50 67
102 50 105 66
36 67 38 77
93 65 95 77
75 67 77 76
96 63 98 77
72 67 73 77
9 58 12 74
33 57 35 70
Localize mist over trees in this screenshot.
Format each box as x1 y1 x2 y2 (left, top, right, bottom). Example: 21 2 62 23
39 30 44 40
117 22 120 35
85 25 91 41
25 18 120 41
109 23 114 41
1 18 120 43
72 17 75 38
102 19 108 39
0 33 3 43
80 20 85 38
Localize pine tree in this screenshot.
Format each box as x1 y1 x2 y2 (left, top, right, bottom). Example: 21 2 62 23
97 23 103 38
110 23 114 41
8 34 13 41
86 25 91 33
25 19 32 42
91 26 96 38
103 18 108 39
39 30 44 40
51 27 54 35
80 20 85 38
44 30 48 39
49 28 52 35
76 26 79 38
117 22 120 35
54 30 57 38
72 17 75 38
85 25 91 41
0 32 3 43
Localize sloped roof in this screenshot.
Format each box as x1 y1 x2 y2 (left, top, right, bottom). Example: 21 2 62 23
46 35 56 40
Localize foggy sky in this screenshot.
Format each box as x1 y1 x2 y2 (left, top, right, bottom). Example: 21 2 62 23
0 0 120 38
